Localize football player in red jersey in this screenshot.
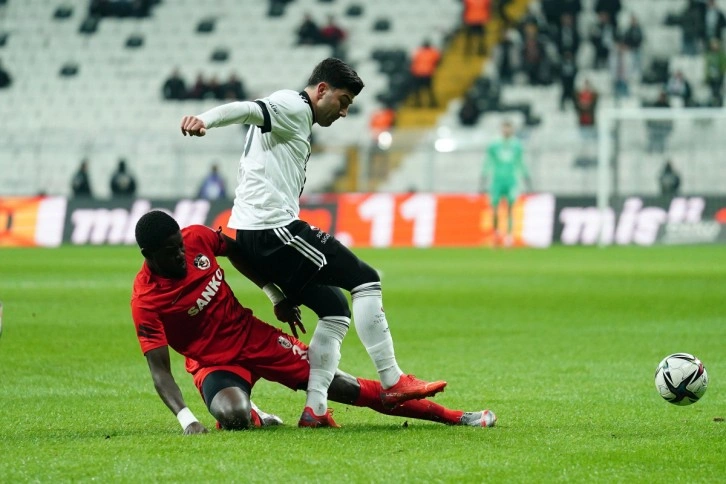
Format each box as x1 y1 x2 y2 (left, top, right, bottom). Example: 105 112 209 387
131 211 496 432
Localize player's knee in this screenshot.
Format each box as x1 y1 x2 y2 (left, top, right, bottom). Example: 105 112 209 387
214 406 253 430
210 396 253 430
308 286 351 319
357 262 380 284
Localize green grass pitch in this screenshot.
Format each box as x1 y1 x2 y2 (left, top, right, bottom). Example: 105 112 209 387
0 244 724 482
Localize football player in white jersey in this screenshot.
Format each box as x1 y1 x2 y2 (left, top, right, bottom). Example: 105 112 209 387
180 58 446 427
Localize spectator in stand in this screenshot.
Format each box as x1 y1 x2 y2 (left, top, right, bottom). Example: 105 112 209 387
659 160 681 196
646 90 673 153
162 68 187 101
557 0 583 27
609 40 633 102
462 0 492 57
368 104 397 179
681 0 705 55
575 79 598 140
521 22 549 85
544 0 582 29
187 73 209 100
703 0 726 43
197 164 227 200
595 0 621 28
559 50 578 111
110 159 137 198
410 40 441 108
369 103 396 136
222 72 247 101
518 1 549 35
206 75 224 101
590 11 616 69
71 159 93 198
621 14 644 77
297 13 321 45
704 37 726 104
319 15 347 58
555 13 580 57
665 70 693 106
0 59 12 89
458 95 481 126
495 28 518 84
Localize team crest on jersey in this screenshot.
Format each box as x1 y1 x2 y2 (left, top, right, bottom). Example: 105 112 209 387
277 336 293 349
193 254 211 270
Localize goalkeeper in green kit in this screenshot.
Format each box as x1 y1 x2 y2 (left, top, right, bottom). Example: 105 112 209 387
481 120 532 246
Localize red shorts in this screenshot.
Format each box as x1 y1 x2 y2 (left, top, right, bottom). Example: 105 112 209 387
190 316 311 395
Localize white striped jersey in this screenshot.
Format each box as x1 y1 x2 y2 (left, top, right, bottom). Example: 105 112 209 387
202 89 315 230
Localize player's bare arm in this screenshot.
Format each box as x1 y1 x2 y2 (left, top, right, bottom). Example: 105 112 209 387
221 233 305 337
145 346 208 435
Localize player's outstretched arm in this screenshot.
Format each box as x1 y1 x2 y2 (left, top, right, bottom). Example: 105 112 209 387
145 346 208 435
180 101 265 137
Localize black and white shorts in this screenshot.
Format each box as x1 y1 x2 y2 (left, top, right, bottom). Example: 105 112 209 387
236 220 346 298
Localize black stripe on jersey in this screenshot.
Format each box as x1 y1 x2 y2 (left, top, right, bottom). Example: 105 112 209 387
254 100 272 133
137 324 161 339
299 91 316 124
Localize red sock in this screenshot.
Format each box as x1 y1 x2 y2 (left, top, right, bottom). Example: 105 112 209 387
354 378 464 425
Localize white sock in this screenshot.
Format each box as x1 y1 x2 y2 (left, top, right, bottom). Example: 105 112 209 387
351 282 404 389
305 316 350 416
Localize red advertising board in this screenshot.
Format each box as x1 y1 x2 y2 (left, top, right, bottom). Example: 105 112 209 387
0 196 67 247
0 192 557 248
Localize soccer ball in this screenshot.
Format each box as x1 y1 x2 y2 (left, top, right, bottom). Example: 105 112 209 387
654 353 708 406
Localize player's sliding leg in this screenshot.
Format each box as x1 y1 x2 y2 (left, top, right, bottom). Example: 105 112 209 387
328 372 496 427
351 281 446 407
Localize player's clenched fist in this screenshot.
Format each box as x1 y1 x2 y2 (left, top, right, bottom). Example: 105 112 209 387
180 115 207 137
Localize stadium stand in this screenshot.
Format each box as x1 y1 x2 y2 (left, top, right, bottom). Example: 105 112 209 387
1 0 724 198
378 0 726 196
0 0 463 198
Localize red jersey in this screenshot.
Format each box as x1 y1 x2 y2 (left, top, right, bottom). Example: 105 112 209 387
131 225 254 372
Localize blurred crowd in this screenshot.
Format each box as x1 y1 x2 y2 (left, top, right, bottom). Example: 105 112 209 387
492 0 726 108
71 158 227 200
162 69 247 101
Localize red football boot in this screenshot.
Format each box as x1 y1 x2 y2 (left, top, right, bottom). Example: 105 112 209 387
380 374 447 408
297 406 341 428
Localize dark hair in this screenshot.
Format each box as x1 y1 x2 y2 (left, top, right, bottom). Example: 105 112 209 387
135 210 180 252
307 58 364 95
